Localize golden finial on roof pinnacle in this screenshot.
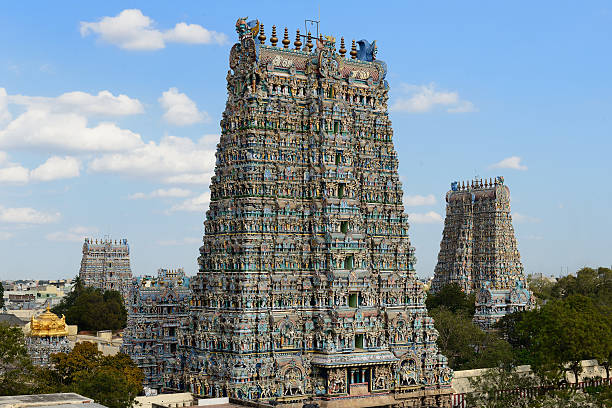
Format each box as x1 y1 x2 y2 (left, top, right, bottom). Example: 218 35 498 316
282 27 290 48
258 23 266 44
294 29 302 50
339 37 346 58
271 25 278 47
306 32 313 52
350 39 357 59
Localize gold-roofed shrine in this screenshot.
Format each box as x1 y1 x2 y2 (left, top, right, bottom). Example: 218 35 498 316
29 306 69 337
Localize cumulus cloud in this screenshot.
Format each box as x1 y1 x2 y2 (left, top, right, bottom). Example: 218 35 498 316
0 153 81 183
490 156 528 171
46 226 98 242
9 90 144 116
89 135 217 184
129 188 192 199
80 9 228 51
30 156 81 181
0 88 11 124
0 206 60 224
159 88 209 126
391 83 477 114
0 88 144 153
409 211 444 224
169 191 211 212
404 194 436 207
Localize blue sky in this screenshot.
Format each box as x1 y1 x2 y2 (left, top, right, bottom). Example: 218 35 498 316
1 1 611 280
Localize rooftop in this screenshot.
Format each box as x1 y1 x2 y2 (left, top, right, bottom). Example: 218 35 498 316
0 393 105 408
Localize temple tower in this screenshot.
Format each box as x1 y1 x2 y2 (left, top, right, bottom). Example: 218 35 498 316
432 177 534 329
79 238 133 303
185 18 453 407
122 268 191 393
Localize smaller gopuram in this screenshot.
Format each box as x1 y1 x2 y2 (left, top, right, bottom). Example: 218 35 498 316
432 177 534 329
122 268 191 393
25 306 72 366
79 238 133 303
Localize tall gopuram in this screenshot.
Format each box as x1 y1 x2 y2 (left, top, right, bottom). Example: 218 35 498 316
79 238 133 303
185 18 453 408
122 268 191 393
431 177 534 329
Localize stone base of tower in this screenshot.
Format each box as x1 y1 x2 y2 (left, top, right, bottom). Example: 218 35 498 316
230 388 453 408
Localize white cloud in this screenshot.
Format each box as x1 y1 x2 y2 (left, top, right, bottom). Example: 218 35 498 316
129 188 192 199
157 237 201 246
404 194 436 207
159 87 209 126
30 156 81 181
0 109 143 153
89 135 217 184
409 211 444 224
391 83 477 114
0 153 81 184
490 156 528 171
9 90 143 116
164 22 228 45
0 88 144 154
0 88 11 124
170 191 211 212
0 164 30 183
0 231 13 240
513 212 541 223
80 9 227 51
0 206 60 224
46 226 98 242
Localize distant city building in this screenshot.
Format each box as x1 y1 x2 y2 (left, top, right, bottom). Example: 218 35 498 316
432 177 534 329
122 268 191 393
79 238 132 302
25 306 72 366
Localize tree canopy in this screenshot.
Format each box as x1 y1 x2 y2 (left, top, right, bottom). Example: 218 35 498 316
0 323 38 395
52 279 127 331
426 282 476 316
47 342 144 408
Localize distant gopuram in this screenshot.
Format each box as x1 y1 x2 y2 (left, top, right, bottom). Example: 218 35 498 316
184 18 453 407
79 238 133 303
431 177 534 329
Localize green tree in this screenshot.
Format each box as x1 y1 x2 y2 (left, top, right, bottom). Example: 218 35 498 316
504 295 612 383
430 307 513 370
52 281 127 331
426 283 476 316
47 342 143 408
0 323 37 395
75 366 138 408
466 365 601 408
527 274 555 304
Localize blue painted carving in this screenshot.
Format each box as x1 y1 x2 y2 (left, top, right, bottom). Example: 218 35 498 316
356 39 377 62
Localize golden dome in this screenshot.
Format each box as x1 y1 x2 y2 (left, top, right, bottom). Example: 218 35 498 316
29 306 69 337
